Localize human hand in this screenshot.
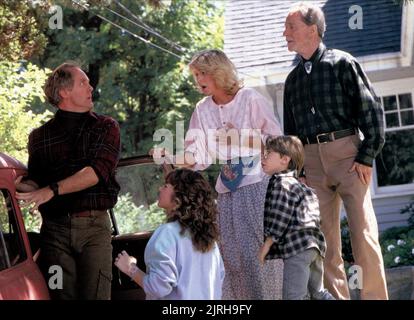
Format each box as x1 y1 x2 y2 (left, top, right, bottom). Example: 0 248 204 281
298 176 307 185
216 123 239 147
224 122 236 130
258 244 270 266
16 186 53 214
176 152 196 168
349 162 372 185
258 237 274 265
149 147 168 158
114 250 138 277
15 176 39 192
150 147 175 165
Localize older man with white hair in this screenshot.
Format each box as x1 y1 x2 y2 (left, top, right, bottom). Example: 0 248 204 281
282 2 388 300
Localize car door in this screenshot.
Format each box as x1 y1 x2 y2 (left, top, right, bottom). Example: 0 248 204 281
110 155 173 300
0 153 49 300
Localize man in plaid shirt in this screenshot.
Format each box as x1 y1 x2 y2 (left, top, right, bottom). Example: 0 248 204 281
16 62 120 299
259 136 334 300
282 3 387 299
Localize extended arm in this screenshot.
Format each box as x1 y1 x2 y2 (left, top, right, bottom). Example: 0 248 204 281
16 166 99 211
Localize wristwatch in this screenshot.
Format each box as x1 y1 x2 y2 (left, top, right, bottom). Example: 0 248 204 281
49 182 59 197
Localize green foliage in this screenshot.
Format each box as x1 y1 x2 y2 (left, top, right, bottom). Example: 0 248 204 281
400 197 414 228
381 229 414 268
376 129 414 187
0 196 8 233
378 198 414 268
0 61 53 162
0 1 49 61
2 0 224 234
20 208 42 233
114 193 165 234
3 1 224 161
380 225 410 241
31 0 223 157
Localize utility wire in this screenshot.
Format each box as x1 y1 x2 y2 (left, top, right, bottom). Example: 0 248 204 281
70 0 261 80
112 1 263 80
71 0 183 59
105 6 185 53
113 0 186 53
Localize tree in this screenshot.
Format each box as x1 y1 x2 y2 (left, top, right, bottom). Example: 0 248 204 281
0 1 49 61
1 0 223 159
0 0 162 60
1 1 223 233
30 0 223 157
0 61 52 162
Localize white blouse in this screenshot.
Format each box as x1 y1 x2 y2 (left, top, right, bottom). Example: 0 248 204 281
184 87 282 193
142 221 225 300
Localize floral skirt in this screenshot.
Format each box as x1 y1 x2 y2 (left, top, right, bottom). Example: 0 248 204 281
217 178 283 300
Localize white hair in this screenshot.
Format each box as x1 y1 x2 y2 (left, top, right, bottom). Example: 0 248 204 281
290 2 326 38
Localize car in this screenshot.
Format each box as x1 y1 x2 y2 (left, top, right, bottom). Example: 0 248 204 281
0 151 173 300
0 152 49 299
110 155 173 300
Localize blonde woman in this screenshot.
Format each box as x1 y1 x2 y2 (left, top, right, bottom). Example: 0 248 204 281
159 49 284 299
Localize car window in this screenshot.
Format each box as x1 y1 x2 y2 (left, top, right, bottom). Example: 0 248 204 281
0 189 26 271
113 163 166 234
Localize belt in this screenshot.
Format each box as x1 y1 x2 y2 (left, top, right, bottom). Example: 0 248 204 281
70 210 108 218
302 128 357 145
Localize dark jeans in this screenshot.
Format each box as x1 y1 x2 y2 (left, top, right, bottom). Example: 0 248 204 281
39 213 113 300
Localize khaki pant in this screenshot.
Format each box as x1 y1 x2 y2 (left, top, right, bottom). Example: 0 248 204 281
39 213 113 300
304 135 388 300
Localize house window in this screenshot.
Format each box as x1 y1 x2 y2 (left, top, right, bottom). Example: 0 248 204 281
376 93 414 187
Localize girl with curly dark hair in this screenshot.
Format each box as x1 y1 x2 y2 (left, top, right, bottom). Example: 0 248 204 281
115 169 225 300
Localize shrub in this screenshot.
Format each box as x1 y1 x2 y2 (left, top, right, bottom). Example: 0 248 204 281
380 198 414 268
113 193 165 234
401 198 414 228
381 229 414 268
380 226 410 241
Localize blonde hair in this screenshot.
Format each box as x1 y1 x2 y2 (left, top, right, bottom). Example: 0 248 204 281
189 49 243 95
265 135 305 173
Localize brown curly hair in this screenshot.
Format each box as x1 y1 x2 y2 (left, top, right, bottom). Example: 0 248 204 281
165 169 219 253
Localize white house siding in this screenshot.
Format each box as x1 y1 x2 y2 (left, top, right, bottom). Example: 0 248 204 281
373 195 412 231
